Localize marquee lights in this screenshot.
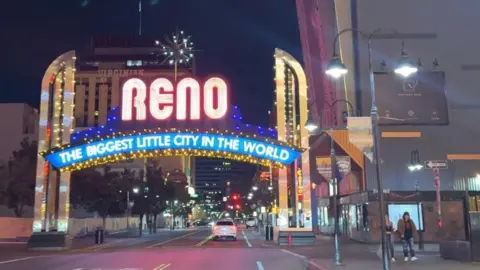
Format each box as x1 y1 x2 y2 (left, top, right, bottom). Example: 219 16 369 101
150 78 174 120
43 129 302 172
122 78 147 121
204 77 228 119
121 76 229 121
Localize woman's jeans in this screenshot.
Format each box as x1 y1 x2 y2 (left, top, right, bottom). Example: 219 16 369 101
386 235 394 258
402 238 415 257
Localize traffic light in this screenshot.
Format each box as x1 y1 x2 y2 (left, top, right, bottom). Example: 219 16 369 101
235 204 241 210
232 194 239 200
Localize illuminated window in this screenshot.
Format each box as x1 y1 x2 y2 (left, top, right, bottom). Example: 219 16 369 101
94 111 99 116
126 60 143 67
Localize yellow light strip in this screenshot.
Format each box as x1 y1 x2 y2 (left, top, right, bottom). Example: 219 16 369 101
447 154 480 160
42 127 302 155
59 149 287 172
381 132 421 138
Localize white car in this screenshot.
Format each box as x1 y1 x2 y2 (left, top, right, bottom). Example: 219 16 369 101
246 217 257 228
212 220 237 241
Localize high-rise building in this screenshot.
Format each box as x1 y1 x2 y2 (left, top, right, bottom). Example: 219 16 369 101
74 36 192 128
195 158 256 197
74 36 193 178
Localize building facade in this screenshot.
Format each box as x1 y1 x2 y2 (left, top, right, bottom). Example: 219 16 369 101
297 0 480 242
0 103 39 165
195 158 256 197
0 103 38 217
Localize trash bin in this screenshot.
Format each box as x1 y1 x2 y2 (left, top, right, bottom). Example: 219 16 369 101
95 228 104 244
265 224 273 241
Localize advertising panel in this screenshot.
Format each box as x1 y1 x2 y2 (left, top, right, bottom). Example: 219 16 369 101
375 71 448 125
347 117 373 162
388 203 424 231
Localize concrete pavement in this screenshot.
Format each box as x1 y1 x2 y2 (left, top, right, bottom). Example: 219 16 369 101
281 235 478 270
310 257 480 270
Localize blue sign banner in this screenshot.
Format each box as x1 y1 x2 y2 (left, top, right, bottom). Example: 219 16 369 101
45 133 301 169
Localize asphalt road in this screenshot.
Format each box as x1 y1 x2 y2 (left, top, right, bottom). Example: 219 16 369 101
0 228 309 270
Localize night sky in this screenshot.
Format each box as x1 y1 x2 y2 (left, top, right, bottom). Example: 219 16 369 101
1 0 302 127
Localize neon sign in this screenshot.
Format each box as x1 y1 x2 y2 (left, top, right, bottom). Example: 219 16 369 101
45 133 301 169
121 76 229 121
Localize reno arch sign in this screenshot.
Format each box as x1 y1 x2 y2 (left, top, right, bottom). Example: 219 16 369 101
121 76 229 122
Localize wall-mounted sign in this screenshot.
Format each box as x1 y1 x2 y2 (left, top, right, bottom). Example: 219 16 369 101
296 168 304 195
45 132 300 169
98 69 144 78
375 71 448 125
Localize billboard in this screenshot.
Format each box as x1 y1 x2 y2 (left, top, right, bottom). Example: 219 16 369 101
375 71 448 125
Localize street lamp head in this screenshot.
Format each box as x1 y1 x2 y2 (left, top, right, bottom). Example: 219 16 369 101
304 118 319 133
408 163 423 172
325 56 348 79
132 187 139 194
394 52 418 78
252 186 258 191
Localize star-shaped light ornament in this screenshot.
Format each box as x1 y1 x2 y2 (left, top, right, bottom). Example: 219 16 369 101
155 30 195 68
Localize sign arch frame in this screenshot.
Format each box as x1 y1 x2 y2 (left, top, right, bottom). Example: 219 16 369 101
42 127 303 172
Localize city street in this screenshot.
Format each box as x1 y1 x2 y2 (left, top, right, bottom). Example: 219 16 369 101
2 228 480 269
0 228 308 270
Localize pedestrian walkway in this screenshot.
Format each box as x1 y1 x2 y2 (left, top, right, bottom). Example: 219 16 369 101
310 257 479 270
284 235 477 270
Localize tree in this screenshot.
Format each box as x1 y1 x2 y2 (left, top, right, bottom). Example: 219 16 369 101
5 138 37 217
70 166 124 226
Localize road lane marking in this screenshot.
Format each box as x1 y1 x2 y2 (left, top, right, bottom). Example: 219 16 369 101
0 257 36 265
68 243 115 253
195 235 212 247
256 261 265 270
282 249 317 269
242 230 252 248
153 263 171 270
281 249 307 259
147 230 201 248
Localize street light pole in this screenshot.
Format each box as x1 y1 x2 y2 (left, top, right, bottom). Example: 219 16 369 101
367 29 390 270
127 190 130 230
409 149 424 250
305 99 354 266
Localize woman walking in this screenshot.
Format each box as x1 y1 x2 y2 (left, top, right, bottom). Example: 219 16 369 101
385 215 395 262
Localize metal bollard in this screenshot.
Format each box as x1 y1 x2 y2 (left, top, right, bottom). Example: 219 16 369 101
95 228 104 244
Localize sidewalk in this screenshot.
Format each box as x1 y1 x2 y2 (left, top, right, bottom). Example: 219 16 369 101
310 257 480 270
282 235 477 270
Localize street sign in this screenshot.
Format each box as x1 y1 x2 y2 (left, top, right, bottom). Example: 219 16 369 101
424 160 448 169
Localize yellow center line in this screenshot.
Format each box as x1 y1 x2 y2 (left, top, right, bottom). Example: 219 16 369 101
153 263 171 270
195 234 212 247
147 230 202 248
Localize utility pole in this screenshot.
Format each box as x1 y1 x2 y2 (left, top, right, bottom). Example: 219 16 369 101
138 0 142 36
